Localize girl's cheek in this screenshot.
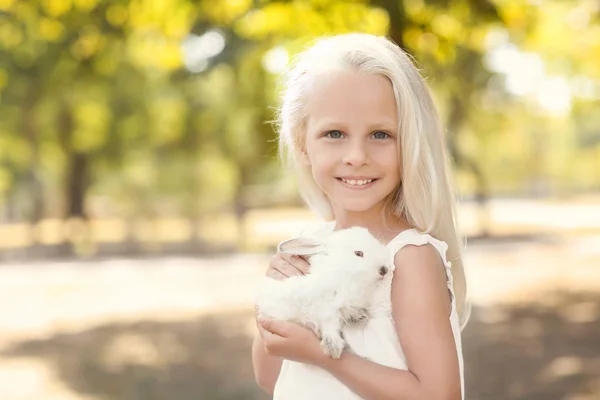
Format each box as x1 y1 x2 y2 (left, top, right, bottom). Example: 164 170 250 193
309 143 336 157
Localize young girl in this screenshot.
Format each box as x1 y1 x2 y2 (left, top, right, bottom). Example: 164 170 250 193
252 33 469 400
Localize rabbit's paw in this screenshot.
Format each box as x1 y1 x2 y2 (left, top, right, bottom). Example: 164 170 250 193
303 321 321 337
342 334 356 353
341 306 369 324
320 334 345 359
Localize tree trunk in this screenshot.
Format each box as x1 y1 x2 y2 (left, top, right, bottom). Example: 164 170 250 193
234 166 250 251
21 90 45 228
58 99 89 219
65 151 89 218
372 0 406 49
57 99 91 256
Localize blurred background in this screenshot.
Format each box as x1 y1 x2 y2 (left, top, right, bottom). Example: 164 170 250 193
0 0 599 399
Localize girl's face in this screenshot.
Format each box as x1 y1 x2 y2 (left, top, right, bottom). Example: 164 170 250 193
303 70 401 215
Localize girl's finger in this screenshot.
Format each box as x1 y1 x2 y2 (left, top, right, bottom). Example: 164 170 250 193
280 254 309 275
260 318 292 337
257 320 285 345
289 255 311 274
257 323 274 345
273 258 302 277
266 268 286 280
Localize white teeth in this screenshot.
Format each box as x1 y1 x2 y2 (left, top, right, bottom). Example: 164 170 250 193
342 178 373 186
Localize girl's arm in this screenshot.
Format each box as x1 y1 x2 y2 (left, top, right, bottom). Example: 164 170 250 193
320 243 462 400
252 328 283 394
252 251 310 393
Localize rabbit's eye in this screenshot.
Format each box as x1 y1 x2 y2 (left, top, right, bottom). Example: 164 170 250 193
354 251 364 257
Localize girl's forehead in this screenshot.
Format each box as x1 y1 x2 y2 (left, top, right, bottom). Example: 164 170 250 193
308 70 393 96
305 71 398 128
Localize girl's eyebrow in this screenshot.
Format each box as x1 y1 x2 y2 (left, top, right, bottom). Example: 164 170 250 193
310 119 398 132
369 121 398 131
309 119 346 131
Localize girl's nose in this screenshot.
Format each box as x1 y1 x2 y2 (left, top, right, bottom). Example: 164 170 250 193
342 142 370 166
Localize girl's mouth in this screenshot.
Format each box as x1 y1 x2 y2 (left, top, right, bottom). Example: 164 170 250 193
336 177 379 189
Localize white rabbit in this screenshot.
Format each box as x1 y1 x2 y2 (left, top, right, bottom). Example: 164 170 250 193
255 226 394 359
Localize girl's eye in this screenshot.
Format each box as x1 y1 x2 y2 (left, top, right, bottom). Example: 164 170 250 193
325 130 344 139
354 251 364 257
372 131 391 139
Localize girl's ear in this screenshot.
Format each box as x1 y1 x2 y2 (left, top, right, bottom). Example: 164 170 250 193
278 236 327 256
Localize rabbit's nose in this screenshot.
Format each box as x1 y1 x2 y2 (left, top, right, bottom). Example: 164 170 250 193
379 266 388 276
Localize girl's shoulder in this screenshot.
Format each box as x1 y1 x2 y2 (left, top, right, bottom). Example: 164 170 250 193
387 229 455 306
387 229 450 264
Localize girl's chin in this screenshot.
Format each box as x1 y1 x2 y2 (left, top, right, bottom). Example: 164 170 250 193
330 199 383 213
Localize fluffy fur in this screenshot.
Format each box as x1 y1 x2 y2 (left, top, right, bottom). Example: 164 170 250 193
255 227 393 359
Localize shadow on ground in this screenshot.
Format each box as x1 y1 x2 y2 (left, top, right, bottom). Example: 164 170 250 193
463 290 600 400
2 291 599 400
0 311 267 400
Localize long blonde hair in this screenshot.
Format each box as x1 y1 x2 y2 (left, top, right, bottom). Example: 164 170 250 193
276 33 471 329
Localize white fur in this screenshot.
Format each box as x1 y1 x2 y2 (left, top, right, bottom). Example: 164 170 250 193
255 227 393 359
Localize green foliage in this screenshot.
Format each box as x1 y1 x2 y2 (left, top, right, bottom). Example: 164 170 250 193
0 0 598 224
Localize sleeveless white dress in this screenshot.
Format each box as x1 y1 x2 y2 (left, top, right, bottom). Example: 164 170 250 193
273 222 465 400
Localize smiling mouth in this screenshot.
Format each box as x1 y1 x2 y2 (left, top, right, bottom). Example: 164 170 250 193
336 178 379 186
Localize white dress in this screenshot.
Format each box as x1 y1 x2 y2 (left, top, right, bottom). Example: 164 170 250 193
273 222 465 400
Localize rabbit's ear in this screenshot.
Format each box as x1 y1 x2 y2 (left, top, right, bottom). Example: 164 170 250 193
277 236 327 256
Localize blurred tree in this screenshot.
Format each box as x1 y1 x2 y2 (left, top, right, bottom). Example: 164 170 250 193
0 0 599 253
0 0 203 251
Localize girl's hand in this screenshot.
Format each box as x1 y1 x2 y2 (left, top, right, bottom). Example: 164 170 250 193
266 253 310 280
253 253 310 327
256 316 327 367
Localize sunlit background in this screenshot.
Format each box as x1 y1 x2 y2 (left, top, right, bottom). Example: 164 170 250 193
0 0 599 399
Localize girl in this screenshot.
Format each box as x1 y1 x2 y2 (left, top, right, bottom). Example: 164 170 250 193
252 33 469 400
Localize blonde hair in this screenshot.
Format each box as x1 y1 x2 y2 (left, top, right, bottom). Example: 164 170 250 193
276 33 471 329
